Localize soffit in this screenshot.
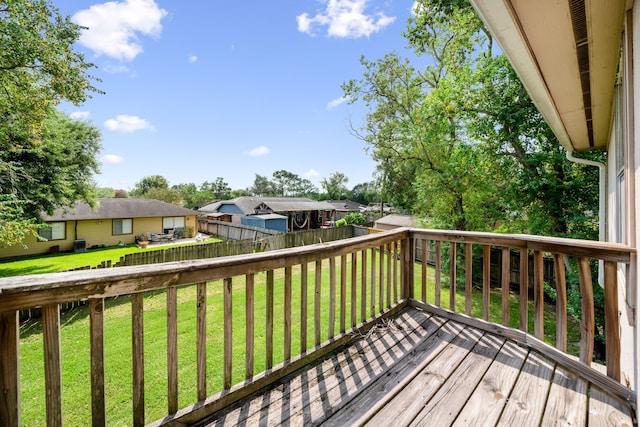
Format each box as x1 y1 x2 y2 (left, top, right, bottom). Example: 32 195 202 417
470 0 626 152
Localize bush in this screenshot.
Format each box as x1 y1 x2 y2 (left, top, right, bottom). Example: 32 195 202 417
339 212 367 226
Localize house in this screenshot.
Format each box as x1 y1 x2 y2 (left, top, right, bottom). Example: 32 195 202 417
470 0 638 394
199 196 336 231
325 199 365 221
0 198 199 259
374 214 417 231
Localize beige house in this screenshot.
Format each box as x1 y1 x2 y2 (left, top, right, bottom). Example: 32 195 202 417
0 198 198 259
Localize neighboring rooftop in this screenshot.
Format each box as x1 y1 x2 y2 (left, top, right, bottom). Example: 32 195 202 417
199 196 336 215
42 198 198 221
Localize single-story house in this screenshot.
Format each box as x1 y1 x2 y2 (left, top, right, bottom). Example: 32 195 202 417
326 200 366 221
241 213 288 233
199 196 336 231
373 214 417 231
0 198 199 259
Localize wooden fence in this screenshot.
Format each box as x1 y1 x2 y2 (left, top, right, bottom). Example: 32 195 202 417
257 226 354 250
199 221 282 240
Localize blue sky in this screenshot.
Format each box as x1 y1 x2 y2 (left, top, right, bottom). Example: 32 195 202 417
54 0 417 192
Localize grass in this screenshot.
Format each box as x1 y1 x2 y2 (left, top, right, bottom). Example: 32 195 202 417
15 251 580 426
0 238 223 278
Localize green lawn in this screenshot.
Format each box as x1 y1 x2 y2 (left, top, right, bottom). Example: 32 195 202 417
14 250 579 426
0 238 222 277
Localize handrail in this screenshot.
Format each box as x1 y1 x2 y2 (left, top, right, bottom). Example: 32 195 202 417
0 227 635 426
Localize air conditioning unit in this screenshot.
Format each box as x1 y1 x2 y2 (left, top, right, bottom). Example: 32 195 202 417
74 239 87 252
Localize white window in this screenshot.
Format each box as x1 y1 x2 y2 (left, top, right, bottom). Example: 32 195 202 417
113 218 133 235
163 217 185 233
39 222 66 241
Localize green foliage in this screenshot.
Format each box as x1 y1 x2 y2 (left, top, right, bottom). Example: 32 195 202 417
336 213 366 227
0 194 40 247
250 171 318 198
0 0 102 247
321 171 349 200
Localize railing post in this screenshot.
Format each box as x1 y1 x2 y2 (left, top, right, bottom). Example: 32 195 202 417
89 299 106 427
533 251 544 339
577 257 595 366
43 304 63 427
402 235 414 300
0 310 19 427
604 261 621 381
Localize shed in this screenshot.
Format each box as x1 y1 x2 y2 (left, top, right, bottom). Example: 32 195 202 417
241 213 288 233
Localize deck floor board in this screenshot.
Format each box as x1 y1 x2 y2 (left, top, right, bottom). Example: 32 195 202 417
196 306 636 427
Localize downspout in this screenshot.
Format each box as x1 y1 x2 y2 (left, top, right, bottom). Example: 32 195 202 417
566 149 606 287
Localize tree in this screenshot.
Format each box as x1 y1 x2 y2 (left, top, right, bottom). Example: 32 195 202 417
130 175 169 197
350 181 379 205
0 0 102 246
321 172 349 200
95 187 116 198
1 109 102 219
114 189 128 198
250 174 276 197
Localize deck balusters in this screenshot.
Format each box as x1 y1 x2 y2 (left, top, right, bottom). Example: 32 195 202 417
266 271 274 369
340 254 347 334
449 242 457 312
284 267 292 360
533 250 544 339
167 285 178 414
435 241 442 307
89 298 106 427
328 259 336 340
483 245 490 321
361 249 367 322
465 243 473 316
197 282 208 398
519 248 529 332
315 260 322 347
0 310 19 426
553 254 567 352
245 275 254 380
370 248 376 319
43 304 62 427
350 252 357 328
223 278 233 390
604 260 620 380
577 257 594 366
501 247 510 326
131 293 145 427
301 263 308 353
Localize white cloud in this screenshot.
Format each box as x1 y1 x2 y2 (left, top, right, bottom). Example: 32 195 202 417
69 111 90 120
303 169 320 178
326 96 347 110
297 0 395 38
101 154 124 164
104 115 156 132
188 54 198 63
245 146 270 157
73 0 168 61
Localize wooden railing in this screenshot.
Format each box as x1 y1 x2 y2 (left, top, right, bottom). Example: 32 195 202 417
0 228 634 426
407 229 633 381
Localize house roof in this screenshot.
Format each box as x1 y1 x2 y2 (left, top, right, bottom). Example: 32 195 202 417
374 214 417 228
42 198 199 221
326 200 365 212
469 0 626 152
199 197 336 214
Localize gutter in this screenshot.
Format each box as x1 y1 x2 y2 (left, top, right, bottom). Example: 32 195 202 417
566 150 606 287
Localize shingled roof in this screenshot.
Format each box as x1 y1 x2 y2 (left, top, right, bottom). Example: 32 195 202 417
42 198 198 221
199 197 335 215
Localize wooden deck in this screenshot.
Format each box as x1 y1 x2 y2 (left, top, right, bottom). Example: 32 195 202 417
196 305 636 427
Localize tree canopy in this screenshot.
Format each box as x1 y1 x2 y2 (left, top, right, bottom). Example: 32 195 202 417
0 0 102 247
343 0 600 238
